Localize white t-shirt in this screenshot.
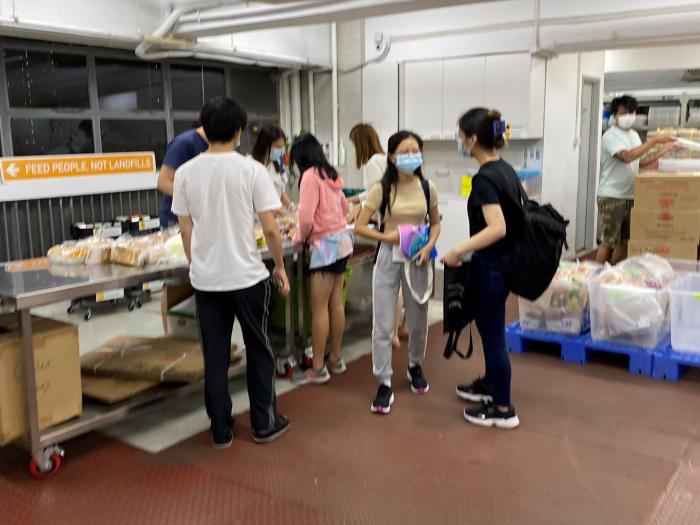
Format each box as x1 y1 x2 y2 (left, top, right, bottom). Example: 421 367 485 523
599 126 642 200
172 151 282 291
363 153 387 190
267 162 288 198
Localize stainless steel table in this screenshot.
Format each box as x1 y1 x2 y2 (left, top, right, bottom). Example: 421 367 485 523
0 243 305 478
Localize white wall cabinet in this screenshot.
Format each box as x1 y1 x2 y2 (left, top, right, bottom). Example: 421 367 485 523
443 57 485 137
402 53 545 140
484 54 545 139
403 60 444 140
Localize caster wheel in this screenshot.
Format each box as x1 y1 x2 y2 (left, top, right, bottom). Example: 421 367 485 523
128 301 135 312
28 453 62 480
84 311 92 321
67 305 75 314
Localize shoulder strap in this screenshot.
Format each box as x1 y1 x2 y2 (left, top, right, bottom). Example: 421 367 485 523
421 179 430 209
379 184 389 227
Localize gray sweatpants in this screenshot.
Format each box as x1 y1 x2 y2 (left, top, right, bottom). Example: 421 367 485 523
372 243 430 385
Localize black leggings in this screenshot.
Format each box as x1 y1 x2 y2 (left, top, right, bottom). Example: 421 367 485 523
472 252 512 407
195 278 279 437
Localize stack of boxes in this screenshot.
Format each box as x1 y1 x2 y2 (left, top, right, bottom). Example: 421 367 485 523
629 172 700 261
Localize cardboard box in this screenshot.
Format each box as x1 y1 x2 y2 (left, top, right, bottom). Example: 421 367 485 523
634 172 700 209
628 238 699 260
161 282 194 335
81 376 159 404
631 208 700 243
167 295 198 341
0 315 81 446
81 336 241 383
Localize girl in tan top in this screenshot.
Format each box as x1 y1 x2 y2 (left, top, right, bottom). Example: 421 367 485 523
354 130 441 415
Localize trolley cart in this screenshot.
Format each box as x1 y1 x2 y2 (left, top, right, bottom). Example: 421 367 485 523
0 243 304 479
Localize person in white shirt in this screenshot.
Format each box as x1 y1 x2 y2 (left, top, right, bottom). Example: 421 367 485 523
597 95 677 264
252 125 294 212
172 97 291 448
347 123 406 346
347 123 388 222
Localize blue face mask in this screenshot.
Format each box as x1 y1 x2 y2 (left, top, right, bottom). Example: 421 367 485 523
270 146 285 163
456 136 470 158
395 153 423 174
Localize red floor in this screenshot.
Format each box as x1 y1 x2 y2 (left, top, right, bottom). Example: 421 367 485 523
1 316 699 524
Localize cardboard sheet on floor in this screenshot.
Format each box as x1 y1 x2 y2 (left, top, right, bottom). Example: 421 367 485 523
81 376 159 404
81 336 241 383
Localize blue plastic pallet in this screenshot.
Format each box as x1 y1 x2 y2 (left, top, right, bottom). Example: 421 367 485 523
505 322 655 376
652 346 700 382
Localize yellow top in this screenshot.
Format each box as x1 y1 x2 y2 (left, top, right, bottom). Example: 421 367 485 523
365 177 438 233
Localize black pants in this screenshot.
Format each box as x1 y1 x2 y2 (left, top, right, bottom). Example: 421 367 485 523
472 252 512 407
195 278 278 437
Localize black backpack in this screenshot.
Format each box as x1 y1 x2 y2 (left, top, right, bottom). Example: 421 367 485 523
507 183 569 301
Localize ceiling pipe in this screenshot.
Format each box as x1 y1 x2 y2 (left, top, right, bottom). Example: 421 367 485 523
179 1 340 24
174 0 498 38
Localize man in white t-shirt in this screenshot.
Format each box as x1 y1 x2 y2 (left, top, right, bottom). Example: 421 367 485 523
596 95 677 264
172 97 291 448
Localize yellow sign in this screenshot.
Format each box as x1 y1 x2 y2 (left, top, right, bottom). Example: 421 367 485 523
0 152 156 182
461 175 473 197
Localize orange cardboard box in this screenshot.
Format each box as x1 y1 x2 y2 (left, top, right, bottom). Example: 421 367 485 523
634 172 700 209
630 208 700 243
628 238 699 260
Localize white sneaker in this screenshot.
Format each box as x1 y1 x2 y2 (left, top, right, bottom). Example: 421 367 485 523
328 357 347 375
291 367 331 385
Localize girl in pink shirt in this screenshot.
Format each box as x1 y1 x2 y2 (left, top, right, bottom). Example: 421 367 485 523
291 134 353 385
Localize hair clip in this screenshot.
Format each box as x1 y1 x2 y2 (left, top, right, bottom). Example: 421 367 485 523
493 119 506 138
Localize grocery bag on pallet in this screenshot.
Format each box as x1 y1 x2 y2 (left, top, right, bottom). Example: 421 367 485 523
588 254 674 348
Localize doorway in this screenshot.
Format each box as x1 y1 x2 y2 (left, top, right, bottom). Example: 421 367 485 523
575 79 600 253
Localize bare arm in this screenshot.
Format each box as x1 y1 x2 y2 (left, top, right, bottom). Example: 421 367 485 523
280 192 293 211
640 143 682 169
258 210 285 268
616 136 674 164
443 204 506 266
157 165 176 196
258 210 290 297
353 205 399 244
178 215 193 263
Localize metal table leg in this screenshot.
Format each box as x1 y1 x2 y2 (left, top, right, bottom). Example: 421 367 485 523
18 309 42 466
18 309 64 478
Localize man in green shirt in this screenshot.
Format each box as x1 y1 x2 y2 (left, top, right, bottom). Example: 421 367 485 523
596 95 677 264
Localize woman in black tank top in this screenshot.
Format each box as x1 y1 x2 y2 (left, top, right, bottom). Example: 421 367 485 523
442 108 523 430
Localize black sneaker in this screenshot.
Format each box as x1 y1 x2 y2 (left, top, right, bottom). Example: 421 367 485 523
406 365 429 394
456 378 493 403
370 384 394 414
464 401 520 429
212 428 234 449
253 415 291 444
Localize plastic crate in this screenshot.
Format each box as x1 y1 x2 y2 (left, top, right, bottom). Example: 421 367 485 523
669 273 700 354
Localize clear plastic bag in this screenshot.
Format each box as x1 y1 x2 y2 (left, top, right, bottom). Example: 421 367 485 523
589 255 673 348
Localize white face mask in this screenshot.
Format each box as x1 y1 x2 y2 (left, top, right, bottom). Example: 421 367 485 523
616 113 636 130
